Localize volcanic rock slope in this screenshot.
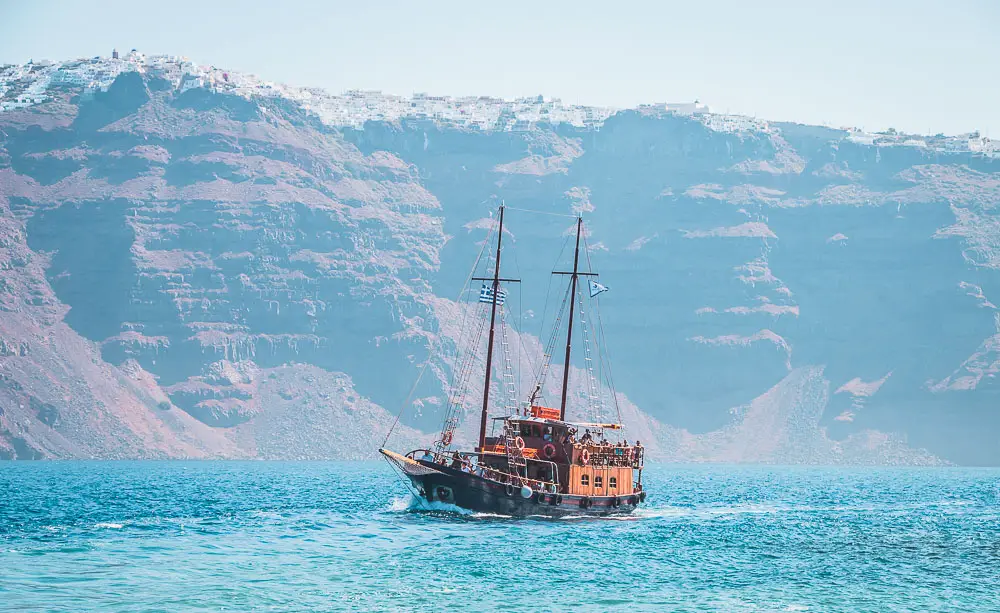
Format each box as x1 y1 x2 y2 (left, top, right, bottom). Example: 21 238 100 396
1 54 998 463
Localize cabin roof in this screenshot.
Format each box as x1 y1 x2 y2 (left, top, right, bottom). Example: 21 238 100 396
492 416 623 430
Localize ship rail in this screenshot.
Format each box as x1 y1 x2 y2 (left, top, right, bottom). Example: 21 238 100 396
572 443 644 469
406 449 562 493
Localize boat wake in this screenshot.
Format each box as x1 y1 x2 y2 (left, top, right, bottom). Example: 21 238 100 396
387 495 490 517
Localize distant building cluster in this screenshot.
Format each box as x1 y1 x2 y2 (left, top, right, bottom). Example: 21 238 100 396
846 128 998 157
0 51 995 157
0 52 616 131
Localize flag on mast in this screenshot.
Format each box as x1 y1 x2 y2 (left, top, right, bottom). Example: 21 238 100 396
589 279 609 297
478 283 507 305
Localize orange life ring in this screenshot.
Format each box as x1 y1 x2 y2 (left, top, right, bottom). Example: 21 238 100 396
542 443 557 459
581 449 590 465
515 436 525 450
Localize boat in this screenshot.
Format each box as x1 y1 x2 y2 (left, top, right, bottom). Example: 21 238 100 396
380 204 646 517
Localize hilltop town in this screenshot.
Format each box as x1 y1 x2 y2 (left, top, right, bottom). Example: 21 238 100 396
1 50 995 158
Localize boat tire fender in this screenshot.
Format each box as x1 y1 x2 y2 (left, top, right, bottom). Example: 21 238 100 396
505 483 515 497
639 491 647 503
579 496 591 509
534 491 545 504
611 496 619 508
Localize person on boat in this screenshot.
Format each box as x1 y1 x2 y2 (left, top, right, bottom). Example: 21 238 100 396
450 451 463 469
420 450 434 462
581 430 593 443
542 427 553 442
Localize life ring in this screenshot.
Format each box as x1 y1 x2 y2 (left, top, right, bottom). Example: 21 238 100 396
579 496 592 509
441 431 453 446
515 436 525 450
580 449 590 465
505 483 515 497
542 443 557 459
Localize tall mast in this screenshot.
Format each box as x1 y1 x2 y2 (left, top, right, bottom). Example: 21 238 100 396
478 205 505 451
559 216 583 421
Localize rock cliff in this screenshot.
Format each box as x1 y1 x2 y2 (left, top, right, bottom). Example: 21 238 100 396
2 53 997 463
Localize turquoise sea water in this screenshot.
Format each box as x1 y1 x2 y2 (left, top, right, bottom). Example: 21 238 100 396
1 462 998 612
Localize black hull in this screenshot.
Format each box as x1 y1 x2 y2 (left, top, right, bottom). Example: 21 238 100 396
404 460 641 518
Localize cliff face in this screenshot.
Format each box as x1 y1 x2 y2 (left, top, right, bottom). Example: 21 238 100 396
1 55 997 463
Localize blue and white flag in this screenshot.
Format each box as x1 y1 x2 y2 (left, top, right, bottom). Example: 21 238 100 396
478 283 507 305
589 280 609 298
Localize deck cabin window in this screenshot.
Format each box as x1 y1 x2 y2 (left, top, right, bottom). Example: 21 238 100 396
581 474 589 486
594 475 603 489
609 476 618 489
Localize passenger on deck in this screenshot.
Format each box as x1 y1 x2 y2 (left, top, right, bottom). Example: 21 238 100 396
581 430 593 443
450 451 462 469
543 427 553 442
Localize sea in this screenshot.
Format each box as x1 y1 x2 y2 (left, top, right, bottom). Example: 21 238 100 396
1 462 998 612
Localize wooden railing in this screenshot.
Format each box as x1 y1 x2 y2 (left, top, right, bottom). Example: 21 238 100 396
407 449 560 492
572 443 644 468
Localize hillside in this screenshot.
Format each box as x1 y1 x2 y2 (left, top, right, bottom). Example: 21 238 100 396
1 51 998 463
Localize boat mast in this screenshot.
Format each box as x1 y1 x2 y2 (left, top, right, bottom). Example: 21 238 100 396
478 204 505 452
559 216 583 421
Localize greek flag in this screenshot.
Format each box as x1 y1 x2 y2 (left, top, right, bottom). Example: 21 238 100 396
589 280 609 298
478 283 507 305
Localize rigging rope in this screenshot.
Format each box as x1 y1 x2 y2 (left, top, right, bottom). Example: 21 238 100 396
529 283 571 405
582 234 625 428
502 205 577 218
381 216 496 448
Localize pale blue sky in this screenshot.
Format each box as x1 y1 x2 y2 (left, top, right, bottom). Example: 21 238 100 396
1 0 997 136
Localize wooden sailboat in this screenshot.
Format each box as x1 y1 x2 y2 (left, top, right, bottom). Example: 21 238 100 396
381 205 646 517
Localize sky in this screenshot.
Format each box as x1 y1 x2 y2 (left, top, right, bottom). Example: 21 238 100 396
0 0 997 136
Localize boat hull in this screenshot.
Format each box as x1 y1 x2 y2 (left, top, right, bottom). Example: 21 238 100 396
386 452 641 517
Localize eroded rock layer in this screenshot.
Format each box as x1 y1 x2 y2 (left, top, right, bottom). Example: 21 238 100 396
2 55 998 463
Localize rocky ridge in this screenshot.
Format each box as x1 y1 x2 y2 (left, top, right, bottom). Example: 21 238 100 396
2 52 998 463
